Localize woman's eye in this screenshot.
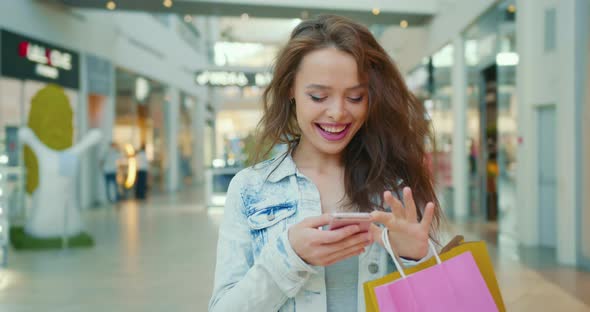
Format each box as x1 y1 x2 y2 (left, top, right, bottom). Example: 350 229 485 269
309 95 327 102
348 96 364 103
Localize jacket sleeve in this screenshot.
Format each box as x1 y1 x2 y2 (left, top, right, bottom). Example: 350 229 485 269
385 237 437 273
209 171 317 312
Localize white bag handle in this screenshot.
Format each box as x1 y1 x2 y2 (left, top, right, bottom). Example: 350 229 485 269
381 227 441 278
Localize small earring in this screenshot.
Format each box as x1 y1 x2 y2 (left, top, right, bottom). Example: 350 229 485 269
289 98 295 105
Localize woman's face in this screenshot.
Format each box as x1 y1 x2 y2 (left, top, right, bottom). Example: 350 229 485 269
292 47 369 157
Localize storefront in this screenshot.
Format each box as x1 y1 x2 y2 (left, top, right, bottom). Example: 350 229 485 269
179 92 196 187
430 44 455 215
195 69 272 167
195 69 271 206
0 29 80 223
114 67 168 195
463 0 518 240
406 49 456 217
85 54 115 207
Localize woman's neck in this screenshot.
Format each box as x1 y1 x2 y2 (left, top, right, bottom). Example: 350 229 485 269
292 138 343 175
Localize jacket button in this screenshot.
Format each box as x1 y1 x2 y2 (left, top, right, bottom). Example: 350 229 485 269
267 214 275 221
368 263 379 274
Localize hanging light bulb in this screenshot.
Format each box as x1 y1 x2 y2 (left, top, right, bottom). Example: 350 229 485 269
106 1 116 10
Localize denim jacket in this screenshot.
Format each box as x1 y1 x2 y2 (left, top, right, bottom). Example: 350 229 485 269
209 154 430 312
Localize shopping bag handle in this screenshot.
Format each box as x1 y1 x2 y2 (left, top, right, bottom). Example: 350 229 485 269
381 227 441 278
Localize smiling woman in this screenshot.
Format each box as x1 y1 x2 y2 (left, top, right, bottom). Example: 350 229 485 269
210 15 441 312
254 16 439 218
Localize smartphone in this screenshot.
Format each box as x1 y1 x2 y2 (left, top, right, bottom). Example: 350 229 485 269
328 212 372 231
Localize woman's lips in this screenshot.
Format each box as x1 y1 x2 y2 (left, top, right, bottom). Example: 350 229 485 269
315 123 351 141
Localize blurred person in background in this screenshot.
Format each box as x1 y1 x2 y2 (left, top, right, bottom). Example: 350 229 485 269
135 145 149 200
210 15 441 312
102 142 121 203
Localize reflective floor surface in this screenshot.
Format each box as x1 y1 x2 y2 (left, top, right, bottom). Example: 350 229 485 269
0 188 588 311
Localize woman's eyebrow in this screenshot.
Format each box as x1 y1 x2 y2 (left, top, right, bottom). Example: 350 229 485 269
305 84 366 90
305 84 331 90
346 84 366 90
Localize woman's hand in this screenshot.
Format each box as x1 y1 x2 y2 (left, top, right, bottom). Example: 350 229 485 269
288 214 373 266
370 187 435 260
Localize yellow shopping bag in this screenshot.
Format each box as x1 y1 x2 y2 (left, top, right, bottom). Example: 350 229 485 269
364 236 505 312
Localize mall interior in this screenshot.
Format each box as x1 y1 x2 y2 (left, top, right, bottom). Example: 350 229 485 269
0 0 589 311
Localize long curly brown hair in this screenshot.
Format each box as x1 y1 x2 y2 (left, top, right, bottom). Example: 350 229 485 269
253 15 441 233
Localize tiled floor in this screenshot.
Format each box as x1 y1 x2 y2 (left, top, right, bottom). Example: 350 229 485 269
0 188 588 311
446 221 590 311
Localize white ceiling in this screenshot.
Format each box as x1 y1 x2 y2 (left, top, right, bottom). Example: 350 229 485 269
217 17 300 44
59 0 434 26
214 16 429 71
58 0 465 71
189 0 440 15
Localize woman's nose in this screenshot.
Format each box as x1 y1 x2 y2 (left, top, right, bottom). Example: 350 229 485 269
327 98 346 121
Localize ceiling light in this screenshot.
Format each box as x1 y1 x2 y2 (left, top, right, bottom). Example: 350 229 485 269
400 20 409 28
372 8 380 16
507 4 516 13
496 52 519 66
135 77 150 102
184 15 192 23
163 0 173 8
241 13 249 20
106 1 116 10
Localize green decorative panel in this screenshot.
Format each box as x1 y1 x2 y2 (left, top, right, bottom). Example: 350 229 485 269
24 84 74 194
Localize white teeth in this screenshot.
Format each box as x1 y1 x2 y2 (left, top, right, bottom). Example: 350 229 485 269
319 125 346 133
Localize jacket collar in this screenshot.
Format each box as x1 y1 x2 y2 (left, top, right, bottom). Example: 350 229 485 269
265 152 298 183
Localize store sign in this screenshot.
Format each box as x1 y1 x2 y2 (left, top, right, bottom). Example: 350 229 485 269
1 30 79 89
195 70 272 87
86 54 113 95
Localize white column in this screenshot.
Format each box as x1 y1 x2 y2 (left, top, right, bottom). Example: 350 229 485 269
96 65 116 205
211 87 220 160
583 0 590 262
451 36 468 219
555 0 587 265
192 87 207 185
78 53 90 210
515 0 540 246
516 0 585 265
165 87 180 193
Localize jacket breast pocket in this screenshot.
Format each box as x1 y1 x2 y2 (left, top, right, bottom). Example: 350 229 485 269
246 200 297 256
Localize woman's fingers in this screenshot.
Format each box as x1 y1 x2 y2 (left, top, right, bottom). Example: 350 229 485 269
318 224 361 244
403 187 418 222
325 231 371 252
384 191 405 219
420 202 435 231
370 210 395 229
301 213 332 228
323 240 369 266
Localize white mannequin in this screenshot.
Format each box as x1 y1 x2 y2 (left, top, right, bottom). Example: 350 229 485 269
18 127 102 238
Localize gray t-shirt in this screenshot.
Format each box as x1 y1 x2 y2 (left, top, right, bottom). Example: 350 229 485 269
325 256 359 312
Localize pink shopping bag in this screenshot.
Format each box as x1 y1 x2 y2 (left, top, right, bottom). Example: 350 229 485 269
374 229 498 312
